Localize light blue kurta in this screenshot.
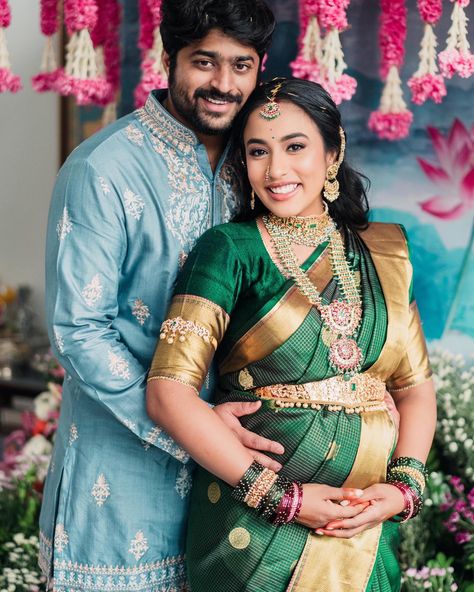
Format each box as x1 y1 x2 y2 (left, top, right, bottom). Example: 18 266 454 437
39 90 242 592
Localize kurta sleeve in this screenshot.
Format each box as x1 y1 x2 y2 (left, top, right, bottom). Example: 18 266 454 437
386 228 432 392
46 159 187 462
148 227 242 394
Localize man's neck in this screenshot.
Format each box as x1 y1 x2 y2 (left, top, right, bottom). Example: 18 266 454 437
163 95 226 173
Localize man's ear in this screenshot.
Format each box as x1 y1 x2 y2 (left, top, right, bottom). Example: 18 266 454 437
162 51 170 76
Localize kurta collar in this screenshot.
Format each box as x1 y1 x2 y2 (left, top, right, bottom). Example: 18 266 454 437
139 89 199 155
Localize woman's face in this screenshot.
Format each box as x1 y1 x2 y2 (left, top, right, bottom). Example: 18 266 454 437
243 101 335 217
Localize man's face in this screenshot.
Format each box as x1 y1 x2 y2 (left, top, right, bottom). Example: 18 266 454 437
164 29 260 136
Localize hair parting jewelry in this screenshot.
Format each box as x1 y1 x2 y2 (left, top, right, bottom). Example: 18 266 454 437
259 78 285 121
323 126 346 203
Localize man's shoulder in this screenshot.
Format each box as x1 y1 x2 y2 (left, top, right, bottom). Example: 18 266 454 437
63 111 143 171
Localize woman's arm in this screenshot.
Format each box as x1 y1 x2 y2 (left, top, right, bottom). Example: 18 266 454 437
147 378 369 527
318 378 437 537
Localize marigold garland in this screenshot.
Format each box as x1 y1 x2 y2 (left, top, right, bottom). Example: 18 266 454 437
408 0 446 105
438 0 474 79
134 0 167 108
291 0 356 105
369 0 413 141
0 0 22 93
32 0 61 92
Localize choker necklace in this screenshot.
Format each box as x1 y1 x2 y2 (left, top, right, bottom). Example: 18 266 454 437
264 206 336 247
263 215 363 378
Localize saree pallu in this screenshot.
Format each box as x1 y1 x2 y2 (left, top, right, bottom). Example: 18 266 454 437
149 221 432 592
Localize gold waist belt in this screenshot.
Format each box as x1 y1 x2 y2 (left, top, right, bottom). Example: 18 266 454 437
253 374 386 413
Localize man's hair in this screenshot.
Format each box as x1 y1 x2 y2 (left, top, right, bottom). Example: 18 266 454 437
160 0 275 62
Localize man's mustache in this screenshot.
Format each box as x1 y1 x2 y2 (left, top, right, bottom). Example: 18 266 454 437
195 89 243 104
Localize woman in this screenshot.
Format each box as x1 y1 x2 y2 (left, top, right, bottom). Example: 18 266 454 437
146 78 436 592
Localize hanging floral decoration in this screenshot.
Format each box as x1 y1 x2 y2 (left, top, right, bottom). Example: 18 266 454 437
291 0 356 105
91 0 121 122
438 0 474 79
32 0 61 92
0 0 22 93
55 0 111 105
134 0 167 108
408 0 446 105
369 0 413 141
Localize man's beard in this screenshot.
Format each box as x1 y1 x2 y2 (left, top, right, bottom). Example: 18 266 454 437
168 72 243 136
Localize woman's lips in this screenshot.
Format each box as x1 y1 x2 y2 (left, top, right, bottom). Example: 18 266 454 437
266 183 301 201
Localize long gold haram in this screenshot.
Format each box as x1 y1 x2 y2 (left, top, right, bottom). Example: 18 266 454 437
263 214 364 377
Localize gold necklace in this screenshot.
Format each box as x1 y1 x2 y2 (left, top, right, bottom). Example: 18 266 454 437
264 206 335 247
263 215 363 377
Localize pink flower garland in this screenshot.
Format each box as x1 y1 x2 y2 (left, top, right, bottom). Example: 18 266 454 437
134 0 167 108
55 0 112 105
0 0 22 93
32 0 61 92
291 0 356 105
408 0 446 105
438 0 474 79
369 0 413 141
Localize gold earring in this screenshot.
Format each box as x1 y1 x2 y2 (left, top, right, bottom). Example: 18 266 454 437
323 127 346 203
250 190 256 210
323 163 340 202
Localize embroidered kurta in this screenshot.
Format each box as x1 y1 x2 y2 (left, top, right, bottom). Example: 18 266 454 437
39 90 242 592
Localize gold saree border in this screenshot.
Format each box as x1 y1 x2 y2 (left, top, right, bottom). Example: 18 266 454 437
219 251 332 375
148 295 229 393
287 409 396 592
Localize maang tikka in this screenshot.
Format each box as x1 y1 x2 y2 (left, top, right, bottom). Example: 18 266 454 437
323 127 346 203
259 79 285 121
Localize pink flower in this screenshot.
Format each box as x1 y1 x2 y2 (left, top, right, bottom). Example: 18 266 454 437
318 0 349 30
290 57 321 81
368 110 413 141
417 0 443 24
455 531 472 544
321 73 357 104
408 73 447 105
439 48 474 79
0 67 22 93
0 0 11 28
418 119 474 219
31 71 61 93
450 475 465 492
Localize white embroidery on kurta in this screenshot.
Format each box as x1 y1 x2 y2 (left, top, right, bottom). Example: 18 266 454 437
129 530 149 561
144 427 189 462
98 176 111 195
54 329 65 354
178 251 188 270
125 123 145 146
69 423 78 446
54 524 69 553
124 188 145 221
108 350 131 380
132 298 151 326
82 274 103 307
56 207 73 240
121 418 137 430
91 473 111 506
175 466 192 499
218 163 242 222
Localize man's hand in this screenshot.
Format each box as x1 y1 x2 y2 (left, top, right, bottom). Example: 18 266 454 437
213 401 284 472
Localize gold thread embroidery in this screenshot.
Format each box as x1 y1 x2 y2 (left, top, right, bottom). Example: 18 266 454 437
159 316 216 348
228 527 251 550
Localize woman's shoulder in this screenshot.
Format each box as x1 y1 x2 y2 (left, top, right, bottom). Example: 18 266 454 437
200 220 259 244
357 222 410 259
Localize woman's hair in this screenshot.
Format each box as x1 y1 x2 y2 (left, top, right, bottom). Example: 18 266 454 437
160 0 275 64
231 78 370 232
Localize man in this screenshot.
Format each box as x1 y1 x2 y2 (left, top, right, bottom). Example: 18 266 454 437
39 1 276 590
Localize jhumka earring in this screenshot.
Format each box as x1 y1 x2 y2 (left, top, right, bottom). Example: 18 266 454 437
250 190 256 210
259 78 285 121
323 127 346 203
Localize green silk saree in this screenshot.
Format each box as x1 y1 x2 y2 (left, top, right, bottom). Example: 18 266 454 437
149 220 432 592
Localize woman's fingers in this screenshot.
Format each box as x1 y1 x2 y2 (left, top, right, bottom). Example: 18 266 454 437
324 505 379 530
320 485 364 501
316 524 372 538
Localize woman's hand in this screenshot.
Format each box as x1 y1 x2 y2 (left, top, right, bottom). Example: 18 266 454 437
315 483 406 538
296 485 370 530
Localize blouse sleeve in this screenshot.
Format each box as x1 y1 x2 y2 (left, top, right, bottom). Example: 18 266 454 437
387 227 432 392
148 227 242 394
